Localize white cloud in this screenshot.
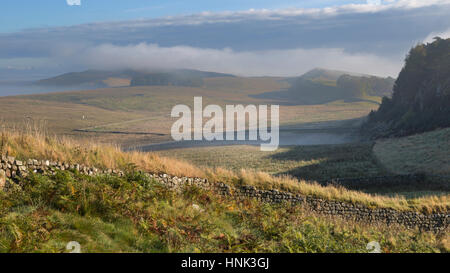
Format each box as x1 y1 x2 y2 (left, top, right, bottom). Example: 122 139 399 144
70 43 402 77
2 0 448 77
66 0 81 6
423 28 450 43
367 0 382 6
54 0 450 29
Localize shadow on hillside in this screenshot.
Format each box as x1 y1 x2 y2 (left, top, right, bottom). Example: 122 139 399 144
249 88 381 106
280 117 365 130
267 142 388 182
269 144 450 196
249 88 330 105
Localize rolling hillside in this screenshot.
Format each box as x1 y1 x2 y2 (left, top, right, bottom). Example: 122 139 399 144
0 75 381 147
253 68 395 105
374 128 450 176
300 68 364 83
37 69 235 88
36 70 138 88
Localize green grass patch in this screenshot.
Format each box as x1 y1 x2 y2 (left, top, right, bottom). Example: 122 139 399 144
374 128 450 176
157 143 390 181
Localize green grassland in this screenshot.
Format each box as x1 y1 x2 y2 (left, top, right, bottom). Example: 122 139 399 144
156 127 450 198
157 143 389 181
0 171 447 253
374 128 450 176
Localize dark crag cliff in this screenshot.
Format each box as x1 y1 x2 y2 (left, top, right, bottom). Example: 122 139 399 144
362 38 450 138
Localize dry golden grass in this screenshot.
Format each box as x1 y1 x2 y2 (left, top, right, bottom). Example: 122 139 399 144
0 127 204 179
374 128 450 176
0 128 448 213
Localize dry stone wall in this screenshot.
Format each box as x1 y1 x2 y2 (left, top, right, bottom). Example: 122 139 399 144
0 155 448 233
0 155 124 179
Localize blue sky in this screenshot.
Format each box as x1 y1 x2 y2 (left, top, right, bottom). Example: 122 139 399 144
1 0 449 78
2 0 370 33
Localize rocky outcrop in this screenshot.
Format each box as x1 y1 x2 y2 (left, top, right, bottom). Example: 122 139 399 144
362 38 450 138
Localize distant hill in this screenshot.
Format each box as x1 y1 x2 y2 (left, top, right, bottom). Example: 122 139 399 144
300 68 365 82
253 68 395 105
37 69 235 88
130 69 235 88
362 37 450 138
36 70 138 87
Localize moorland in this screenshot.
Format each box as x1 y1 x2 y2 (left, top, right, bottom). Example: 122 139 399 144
0 38 448 253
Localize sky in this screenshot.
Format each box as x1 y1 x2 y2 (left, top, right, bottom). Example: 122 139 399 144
1 0 382 33
1 0 450 79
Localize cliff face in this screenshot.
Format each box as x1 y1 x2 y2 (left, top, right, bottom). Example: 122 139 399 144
362 38 450 138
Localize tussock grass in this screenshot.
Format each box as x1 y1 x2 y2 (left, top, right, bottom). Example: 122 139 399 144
0 128 448 213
